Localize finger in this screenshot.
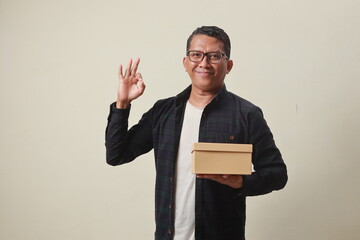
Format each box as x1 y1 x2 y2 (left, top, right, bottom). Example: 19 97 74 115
136 72 143 81
136 73 145 93
220 175 238 183
118 64 124 79
205 175 228 184
198 174 232 183
125 58 133 77
197 174 221 181
131 58 140 76
197 174 242 188
137 81 146 96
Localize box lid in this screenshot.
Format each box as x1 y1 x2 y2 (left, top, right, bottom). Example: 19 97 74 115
192 142 253 153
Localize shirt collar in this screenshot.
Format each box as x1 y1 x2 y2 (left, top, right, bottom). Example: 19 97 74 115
175 84 228 107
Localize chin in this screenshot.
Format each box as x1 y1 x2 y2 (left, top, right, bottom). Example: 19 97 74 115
193 81 223 92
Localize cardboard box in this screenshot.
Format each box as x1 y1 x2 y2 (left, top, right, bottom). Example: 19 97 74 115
192 142 252 175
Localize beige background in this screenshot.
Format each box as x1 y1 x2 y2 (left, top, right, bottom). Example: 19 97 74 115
1 0 360 239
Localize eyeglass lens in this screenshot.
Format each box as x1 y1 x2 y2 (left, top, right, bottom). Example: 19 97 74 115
188 51 224 63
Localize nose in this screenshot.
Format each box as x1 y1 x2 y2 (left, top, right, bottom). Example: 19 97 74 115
198 55 211 67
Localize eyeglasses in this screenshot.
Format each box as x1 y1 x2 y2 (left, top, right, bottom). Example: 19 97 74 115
186 50 229 64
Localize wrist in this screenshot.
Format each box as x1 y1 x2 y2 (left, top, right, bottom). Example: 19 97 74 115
116 100 131 109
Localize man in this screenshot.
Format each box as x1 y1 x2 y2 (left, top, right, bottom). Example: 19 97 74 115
105 26 287 240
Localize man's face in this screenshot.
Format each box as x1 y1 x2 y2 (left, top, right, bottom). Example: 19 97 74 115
183 34 233 93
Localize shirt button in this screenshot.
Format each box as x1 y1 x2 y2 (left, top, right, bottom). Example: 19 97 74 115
169 204 172 209
168 230 172 234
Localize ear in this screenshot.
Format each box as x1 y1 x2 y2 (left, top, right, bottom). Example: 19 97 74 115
226 59 233 74
183 57 188 72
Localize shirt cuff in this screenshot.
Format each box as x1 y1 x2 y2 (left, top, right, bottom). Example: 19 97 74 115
108 102 131 122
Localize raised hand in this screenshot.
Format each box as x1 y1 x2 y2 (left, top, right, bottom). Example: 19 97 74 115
116 58 146 109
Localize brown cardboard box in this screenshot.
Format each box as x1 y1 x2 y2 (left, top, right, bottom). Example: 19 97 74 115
192 142 252 175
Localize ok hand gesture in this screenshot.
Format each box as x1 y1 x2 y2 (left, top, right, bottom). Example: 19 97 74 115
116 58 146 109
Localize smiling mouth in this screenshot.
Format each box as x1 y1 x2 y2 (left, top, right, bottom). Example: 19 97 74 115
195 71 214 76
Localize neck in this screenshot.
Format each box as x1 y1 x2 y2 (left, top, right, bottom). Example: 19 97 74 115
188 85 222 108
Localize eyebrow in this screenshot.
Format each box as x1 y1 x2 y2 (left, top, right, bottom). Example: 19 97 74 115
189 50 224 53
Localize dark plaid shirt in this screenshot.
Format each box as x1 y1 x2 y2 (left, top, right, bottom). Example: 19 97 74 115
105 85 287 240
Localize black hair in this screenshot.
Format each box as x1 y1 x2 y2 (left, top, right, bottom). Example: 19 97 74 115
186 26 231 59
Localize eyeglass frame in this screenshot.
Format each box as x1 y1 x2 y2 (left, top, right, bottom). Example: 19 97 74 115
186 50 229 64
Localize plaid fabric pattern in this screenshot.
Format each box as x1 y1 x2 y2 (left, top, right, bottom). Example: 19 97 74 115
105 85 287 240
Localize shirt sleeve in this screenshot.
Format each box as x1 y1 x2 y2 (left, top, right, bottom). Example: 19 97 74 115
105 102 154 166
242 107 288 196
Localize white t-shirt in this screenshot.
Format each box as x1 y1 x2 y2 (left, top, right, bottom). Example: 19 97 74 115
174 101 203 240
